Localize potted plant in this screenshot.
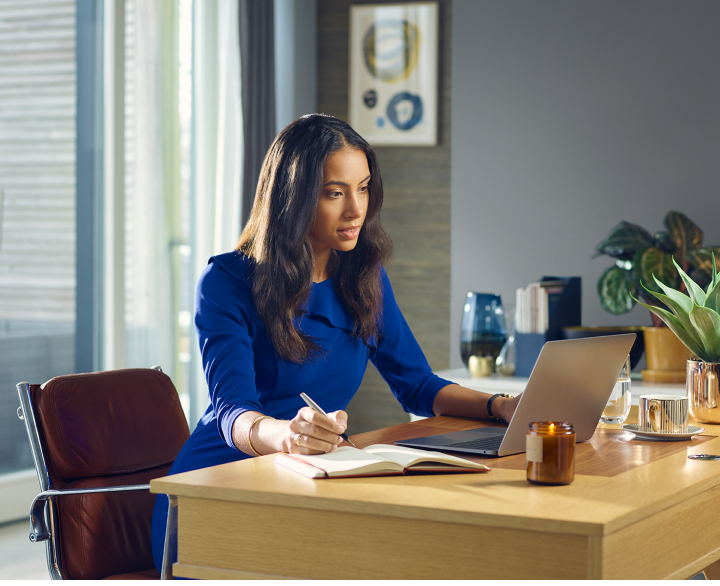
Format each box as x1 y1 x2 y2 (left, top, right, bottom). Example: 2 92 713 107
633 256 720 424
594 210 720 382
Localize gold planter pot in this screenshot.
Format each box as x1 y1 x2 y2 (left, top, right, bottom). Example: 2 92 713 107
687 358 720 424
642 327 695 383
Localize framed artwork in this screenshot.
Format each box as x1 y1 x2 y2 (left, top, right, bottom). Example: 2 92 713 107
349 2 438 146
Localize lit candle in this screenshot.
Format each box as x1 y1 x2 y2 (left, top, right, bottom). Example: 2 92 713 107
526 421 575 485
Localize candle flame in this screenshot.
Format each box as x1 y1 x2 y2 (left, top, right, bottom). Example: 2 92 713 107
549 423 555 435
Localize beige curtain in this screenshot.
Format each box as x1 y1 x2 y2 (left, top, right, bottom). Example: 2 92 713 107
189 0 244 424
124 0 182 379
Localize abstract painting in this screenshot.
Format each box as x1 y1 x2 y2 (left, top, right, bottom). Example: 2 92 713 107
349 2 438 146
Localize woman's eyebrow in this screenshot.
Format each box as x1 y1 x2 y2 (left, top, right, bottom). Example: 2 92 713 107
322 174 371 187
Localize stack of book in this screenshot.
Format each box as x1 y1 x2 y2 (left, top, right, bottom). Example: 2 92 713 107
514 277 582 377
515 280 567 334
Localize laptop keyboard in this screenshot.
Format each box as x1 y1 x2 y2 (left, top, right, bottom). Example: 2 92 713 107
444 436 504 450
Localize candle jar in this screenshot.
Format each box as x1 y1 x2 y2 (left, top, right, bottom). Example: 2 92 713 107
526 422 575 485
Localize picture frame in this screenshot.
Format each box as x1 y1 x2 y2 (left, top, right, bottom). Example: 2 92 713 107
349 2 438 146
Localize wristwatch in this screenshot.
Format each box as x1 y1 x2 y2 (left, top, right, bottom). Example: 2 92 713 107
487 393 511 423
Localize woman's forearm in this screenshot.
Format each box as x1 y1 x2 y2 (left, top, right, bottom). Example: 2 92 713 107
232 411 289 456
231 407 347 456
432 384 519 422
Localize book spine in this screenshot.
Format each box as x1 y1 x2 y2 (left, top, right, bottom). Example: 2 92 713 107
515 287 523 334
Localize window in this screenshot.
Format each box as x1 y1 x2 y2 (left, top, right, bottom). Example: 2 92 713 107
0 0 77 477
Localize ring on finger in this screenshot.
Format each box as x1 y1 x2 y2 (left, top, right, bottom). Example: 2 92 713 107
295 434 302 446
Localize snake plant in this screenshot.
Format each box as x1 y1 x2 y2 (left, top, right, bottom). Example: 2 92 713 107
633 255 720 363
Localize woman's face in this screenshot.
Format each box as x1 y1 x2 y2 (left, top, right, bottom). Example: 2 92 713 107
310 147 370 254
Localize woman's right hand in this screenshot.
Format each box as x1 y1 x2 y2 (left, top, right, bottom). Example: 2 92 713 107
282 407 348 455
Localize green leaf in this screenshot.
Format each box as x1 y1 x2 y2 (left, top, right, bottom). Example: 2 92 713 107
705 279 720 314
702 249 720 290
633 296 709 361
634 247 679 294
643 279 703 348
597 266 637 314
664 210 703 261
687 247 720 290
595 221 654 260
651 276 693 314
689 305 720 363
673 256 707 307
653 231 676 253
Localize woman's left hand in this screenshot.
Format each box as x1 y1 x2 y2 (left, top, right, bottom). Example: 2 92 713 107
494 392 522 422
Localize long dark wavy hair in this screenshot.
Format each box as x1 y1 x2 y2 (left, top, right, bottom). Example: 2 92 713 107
236 114 393 363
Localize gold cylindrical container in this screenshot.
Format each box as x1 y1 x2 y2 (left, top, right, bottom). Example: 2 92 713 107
526 422 575 485
638 395 688 433
468 355 494 378
687 359 720 424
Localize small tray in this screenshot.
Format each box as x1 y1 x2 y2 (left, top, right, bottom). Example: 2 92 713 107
621 423 705 441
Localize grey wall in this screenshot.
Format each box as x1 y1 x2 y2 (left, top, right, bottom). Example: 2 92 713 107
451 0 720 368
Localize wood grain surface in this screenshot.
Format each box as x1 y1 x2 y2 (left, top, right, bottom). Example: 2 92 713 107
704 558 720 580
153 415 720 535
177 496 592 580
152 414 720 579
352 413 715 477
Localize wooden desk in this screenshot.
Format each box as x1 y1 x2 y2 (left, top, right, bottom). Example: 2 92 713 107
151 411 720 580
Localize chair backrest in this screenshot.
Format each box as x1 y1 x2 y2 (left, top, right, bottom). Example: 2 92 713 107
29 368 190 579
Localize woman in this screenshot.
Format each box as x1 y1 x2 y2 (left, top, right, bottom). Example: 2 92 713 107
151 114 521 570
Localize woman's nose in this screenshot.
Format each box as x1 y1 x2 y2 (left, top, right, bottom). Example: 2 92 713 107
344 194 363 217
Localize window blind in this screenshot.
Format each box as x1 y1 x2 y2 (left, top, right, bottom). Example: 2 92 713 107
0 0 76 324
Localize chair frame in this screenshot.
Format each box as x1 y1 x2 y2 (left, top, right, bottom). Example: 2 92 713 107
16 370 179 580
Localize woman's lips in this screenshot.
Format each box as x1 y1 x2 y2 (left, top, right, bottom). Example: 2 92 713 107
338 226 360 239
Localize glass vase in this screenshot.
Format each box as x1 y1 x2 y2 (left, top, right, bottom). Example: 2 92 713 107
460 293 506 373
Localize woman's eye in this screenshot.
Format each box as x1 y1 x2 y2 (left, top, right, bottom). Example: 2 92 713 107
359 185 369 193
328 191 342 198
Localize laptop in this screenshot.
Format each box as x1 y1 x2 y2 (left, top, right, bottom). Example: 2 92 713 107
395 334 636 457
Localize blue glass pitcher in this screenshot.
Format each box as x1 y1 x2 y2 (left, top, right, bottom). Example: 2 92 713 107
460 293 507 371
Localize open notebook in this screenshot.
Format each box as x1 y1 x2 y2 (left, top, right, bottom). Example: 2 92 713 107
274 444 490 479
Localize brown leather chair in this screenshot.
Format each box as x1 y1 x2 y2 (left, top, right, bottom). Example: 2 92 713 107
16 368 190 580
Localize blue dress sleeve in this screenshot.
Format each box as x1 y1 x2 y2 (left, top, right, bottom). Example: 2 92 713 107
194 257 263 451
370 268 454 417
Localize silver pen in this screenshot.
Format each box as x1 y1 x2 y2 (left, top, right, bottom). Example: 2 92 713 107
300 392 357 448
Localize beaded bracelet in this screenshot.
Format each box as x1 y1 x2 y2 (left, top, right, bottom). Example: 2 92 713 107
247 414 274 456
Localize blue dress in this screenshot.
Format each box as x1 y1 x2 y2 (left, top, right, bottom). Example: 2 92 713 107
151 251 452 571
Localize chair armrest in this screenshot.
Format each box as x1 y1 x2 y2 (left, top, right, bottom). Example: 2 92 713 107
29 484 150 542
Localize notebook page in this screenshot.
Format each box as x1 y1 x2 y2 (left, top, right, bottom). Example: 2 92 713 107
363 444 489 470
274 455 326 478
286 446 403 475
